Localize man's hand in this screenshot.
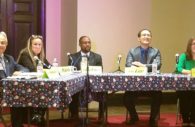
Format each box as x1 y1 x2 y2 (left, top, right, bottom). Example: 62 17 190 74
132 61 146 67
12 71 22 76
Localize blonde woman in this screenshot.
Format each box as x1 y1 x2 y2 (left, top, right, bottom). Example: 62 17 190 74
17 35 50 71
12 35 51 127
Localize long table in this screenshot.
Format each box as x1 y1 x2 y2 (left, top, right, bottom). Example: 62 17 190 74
1 73 86 108
1 72 195 126
3 73 194 107
1 73 86 127
88 73 195 124
89 73 195 92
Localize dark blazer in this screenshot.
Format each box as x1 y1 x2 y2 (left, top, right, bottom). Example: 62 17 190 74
17 51 50 72
126 46 162 72
0 54 28 79
68 51 102 70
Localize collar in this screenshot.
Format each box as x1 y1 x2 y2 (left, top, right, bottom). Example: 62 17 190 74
81 51 90 57
140 47 149 54
0 54 4 58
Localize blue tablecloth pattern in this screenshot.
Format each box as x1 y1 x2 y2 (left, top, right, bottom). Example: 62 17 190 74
1 73 86 108
89 73 195 92
2 73 195 108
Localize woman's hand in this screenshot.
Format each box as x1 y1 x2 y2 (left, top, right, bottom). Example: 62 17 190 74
182 69 191 75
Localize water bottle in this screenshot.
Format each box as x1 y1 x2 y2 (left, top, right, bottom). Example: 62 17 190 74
52 58 58 67
152 59 158 74
37 60 43 73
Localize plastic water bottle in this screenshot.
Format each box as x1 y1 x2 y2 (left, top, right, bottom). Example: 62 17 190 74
152 59 158 74
52 58 58 67
37 60 43 73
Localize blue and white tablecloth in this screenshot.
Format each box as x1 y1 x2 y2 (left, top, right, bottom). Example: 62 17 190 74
1 73 86 108
89 73 195 92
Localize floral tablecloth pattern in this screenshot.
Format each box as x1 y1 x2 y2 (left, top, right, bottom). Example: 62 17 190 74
89 73 194 92
1 73 86 108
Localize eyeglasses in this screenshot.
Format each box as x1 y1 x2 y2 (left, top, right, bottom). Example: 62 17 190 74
141 33 151 37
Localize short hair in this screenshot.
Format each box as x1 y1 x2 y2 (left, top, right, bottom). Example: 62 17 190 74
137 29 152 38
79 36 91 44
0 31 8 44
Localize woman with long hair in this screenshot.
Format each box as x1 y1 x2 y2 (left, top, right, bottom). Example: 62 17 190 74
177 37 195 127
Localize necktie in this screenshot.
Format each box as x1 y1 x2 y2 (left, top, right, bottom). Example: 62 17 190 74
141 49 148 64
0 57 6 72
143 50 148 64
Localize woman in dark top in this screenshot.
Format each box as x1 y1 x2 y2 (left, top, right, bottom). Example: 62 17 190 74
17 35 50 71
12 35 51 127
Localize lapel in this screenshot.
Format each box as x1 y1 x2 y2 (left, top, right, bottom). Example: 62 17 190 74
146 48 153 64
88 52 93 65
74 52 82 69
134 47 141 61
3 56 9 76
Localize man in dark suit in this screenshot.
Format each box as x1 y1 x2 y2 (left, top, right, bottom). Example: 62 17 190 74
0 31 28 78
68 36 104 122
124 29 162 127
0 31 29 127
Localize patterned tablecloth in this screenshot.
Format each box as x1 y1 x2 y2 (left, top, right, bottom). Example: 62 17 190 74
2 73 195 108
1 73 86 108
89 73 195 92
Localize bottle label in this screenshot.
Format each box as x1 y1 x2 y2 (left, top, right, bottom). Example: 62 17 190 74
152 64 157 74
52 62 58 67
37 66 43 73
52 58 58 67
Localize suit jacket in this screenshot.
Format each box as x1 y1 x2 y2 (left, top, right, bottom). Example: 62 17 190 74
17 50 50 72
126 46 162 72
0 54 29 79
68 51 102 70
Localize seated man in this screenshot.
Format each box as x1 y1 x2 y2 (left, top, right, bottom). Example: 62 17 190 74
68 36 105 122
124 29 162 127
0 31 29 127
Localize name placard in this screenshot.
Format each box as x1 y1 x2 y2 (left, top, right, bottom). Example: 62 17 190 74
43 68 60 79
191 68 195 77
58 66 76 76
81 66 102 74
125 66 148 75
42 66 77 78
89 66 102 74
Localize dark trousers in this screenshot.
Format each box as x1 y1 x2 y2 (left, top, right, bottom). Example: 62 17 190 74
124 91 162 121
11 107 28 127
69 91 106 119
177 91 195 123
11 107 46 127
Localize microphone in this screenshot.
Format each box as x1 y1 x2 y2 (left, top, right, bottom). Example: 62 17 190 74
117 54 122 64
33 56 51 69
73 55 82 67
67 52 74 66
175 53 179 64
67 53 82 68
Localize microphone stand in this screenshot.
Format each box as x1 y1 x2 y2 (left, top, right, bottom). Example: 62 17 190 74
174 54 179 74
86 56 89 126
114 58 123 73
81 56 90 127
